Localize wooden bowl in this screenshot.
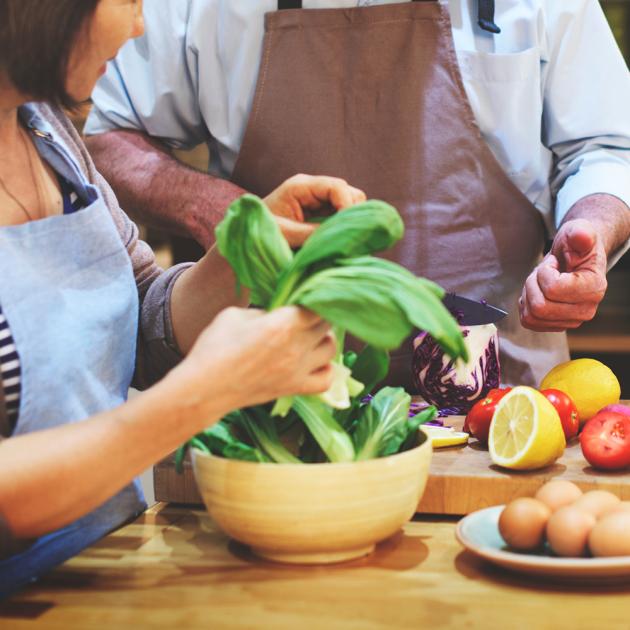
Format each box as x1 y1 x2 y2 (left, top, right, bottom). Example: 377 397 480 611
191 432 432 564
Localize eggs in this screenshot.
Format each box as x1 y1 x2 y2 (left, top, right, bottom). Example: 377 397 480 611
498 481 630 558
546 506 595 557
572 490 620 518
498 498 550 551
534 480 582 512
589 512 630 557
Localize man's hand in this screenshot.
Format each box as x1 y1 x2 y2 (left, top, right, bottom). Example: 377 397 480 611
264 174 366 247
519 219 608 332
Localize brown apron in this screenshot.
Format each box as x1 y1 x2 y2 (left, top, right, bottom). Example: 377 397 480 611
231 0 569 389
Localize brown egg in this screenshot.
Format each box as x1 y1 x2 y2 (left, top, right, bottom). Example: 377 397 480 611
588 512 630 557
601 500 630 518
546 506 596 557
498 498 551 551
534 480 583 512
572 490 621 519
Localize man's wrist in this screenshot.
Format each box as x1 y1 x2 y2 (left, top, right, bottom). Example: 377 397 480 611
183 178 247 249
562 193 630 257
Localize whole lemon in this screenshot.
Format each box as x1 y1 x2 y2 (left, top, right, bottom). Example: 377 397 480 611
540 358 620 423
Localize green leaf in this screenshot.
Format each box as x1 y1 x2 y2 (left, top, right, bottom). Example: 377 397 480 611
352 387 412 460
292 200 403 265
215 194 293 307
271 396 294 418
270 201 404 307
400 406 438 451
289 257 467 361
198 420 270 462
410 406 439 427
349 345 390 397
292 396 355 462
334 345 390 430
234 408 301 464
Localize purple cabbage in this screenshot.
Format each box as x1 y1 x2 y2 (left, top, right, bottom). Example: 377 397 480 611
411 324 500 415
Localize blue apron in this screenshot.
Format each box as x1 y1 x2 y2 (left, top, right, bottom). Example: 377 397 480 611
0 106 146 597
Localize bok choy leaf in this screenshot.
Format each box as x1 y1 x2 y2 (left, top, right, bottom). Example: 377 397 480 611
270 201 403 308
288 257 467 360
292 396 355 462
215 194 293 308
352 387 413 460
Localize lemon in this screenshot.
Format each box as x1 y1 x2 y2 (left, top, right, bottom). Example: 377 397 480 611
420 425 469 448
540 358 620 422
489 386 566 470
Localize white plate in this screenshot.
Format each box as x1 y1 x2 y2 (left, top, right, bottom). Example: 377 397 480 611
456 505 630 583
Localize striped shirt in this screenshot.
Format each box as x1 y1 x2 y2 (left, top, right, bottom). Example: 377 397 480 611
0 178 84 433
0 306 21 431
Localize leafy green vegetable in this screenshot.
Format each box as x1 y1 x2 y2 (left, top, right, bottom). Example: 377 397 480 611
400 406 439 452
292 396 355 463
235 407 301 464
189 194 468 465
353 387 413 460
197 421 269 463
270 201 404 307
215 194 293 307
334 344 390 430
288 257 467 359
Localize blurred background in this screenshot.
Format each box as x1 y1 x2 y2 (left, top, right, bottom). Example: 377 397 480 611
72 1 630 396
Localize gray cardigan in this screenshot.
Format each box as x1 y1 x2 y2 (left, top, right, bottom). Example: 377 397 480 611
0 103 192 433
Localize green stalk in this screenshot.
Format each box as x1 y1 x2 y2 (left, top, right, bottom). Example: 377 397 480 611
293 396 355 463
239 410 301 464
268 269 303 310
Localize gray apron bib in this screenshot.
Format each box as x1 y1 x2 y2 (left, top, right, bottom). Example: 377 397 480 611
231 0 569 390
0 115 145 597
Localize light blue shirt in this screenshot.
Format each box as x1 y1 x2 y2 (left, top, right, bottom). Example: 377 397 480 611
86 0 630 242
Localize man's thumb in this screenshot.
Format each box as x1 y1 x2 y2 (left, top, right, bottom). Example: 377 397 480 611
563 223 597 270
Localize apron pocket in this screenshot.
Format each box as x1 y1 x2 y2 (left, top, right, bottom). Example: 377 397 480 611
457 47 543 189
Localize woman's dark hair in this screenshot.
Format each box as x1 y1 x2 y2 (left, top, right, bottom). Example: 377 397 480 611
0 0 100 108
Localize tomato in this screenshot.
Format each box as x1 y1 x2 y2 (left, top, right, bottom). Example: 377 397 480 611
464 387 512 445
540 389 580 441
580 412 630 471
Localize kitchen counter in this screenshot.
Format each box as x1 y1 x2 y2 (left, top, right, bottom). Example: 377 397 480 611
3 503 630 629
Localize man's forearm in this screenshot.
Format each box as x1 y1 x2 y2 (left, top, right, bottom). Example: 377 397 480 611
562 193 630 260
85 130 246 248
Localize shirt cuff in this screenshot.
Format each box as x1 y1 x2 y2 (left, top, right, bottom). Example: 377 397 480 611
555 158 630 270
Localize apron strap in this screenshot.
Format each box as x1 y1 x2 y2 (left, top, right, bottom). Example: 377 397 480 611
277 0 500 34
477 0 501 34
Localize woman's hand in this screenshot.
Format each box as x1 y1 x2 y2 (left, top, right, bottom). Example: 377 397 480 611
178 306 336 420
264 174 366 247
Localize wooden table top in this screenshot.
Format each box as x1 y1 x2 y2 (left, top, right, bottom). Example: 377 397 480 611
3 503 630 629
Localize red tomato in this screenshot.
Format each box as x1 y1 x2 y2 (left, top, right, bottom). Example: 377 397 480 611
464 387 512 445
580 412 630 471
540 389 579 441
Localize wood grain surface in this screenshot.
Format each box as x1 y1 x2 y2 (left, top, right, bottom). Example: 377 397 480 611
154 403 630 515
3 503 630 630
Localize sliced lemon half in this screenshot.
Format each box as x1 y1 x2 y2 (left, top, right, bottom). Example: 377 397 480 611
421 425 469 448
489 386 565 470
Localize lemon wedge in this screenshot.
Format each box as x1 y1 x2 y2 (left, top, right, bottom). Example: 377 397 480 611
489 386 565 470
421 425 469 448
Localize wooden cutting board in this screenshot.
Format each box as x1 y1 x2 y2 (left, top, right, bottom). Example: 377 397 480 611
419 414 630 514
153 404 630 515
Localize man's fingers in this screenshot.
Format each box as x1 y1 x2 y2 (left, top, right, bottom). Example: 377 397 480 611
519 264 600 330
537 264 607 304
288 175 366 210
274 216 316 247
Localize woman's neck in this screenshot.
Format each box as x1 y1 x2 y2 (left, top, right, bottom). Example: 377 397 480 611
0 80 26 149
